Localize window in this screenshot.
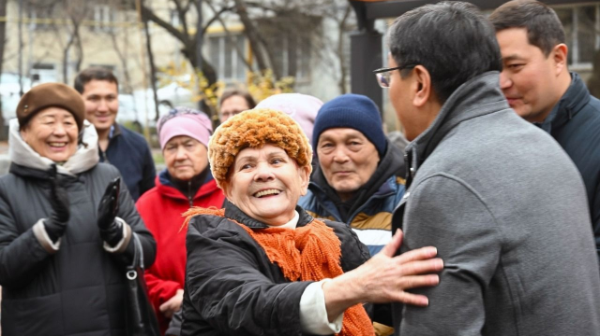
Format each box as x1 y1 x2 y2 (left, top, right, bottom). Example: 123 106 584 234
92 5 116 33
208 35 247 82
27 0 58 30
270 34 312 81
30 63 57 84
555 4 600 68
256 14 319 82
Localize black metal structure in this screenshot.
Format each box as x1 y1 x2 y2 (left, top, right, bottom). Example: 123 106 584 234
349 0 583 111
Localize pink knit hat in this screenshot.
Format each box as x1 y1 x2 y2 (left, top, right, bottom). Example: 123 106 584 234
255 93 323 141
157 107 213 150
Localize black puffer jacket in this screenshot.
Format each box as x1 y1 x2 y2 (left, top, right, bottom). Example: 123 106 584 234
181 202 371 336
0 120 156 336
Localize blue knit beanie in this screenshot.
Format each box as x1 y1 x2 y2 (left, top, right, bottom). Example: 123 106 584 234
313 94 387 157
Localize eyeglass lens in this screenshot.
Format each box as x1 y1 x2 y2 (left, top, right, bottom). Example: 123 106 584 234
376 73 390 88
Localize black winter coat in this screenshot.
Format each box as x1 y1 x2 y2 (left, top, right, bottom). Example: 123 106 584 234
537 72 600 262
0 162 157 336
181 203 371 336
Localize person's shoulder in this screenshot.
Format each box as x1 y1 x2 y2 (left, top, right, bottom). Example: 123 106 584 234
117 124 151 147
187 212 244 238
92 162 121 177
322 219 354 239
298 188 316 206
581 95 600 120
135 186 161 206
0 172 20 196
321 219 371 267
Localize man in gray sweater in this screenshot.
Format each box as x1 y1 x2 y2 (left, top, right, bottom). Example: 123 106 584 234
376 2 600 335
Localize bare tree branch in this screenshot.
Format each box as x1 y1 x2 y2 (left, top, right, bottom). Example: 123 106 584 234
141 4 189 44
204 1 252 70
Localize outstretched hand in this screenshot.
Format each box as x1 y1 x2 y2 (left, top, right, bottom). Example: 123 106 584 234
354 229 443 305
97 177 120 230
322 229 443 321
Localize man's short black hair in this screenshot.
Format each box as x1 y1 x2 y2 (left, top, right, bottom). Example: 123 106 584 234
489 0 565 57
74 67 119 94
388 1 502 103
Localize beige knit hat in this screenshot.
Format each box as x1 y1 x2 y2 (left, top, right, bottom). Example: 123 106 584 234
208 108 313 189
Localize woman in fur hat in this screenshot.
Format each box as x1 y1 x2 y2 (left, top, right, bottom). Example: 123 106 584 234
0 83 156 335
180 108 443 335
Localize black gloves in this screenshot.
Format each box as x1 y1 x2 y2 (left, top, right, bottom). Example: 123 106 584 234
44 164 70 243
97 177 123 247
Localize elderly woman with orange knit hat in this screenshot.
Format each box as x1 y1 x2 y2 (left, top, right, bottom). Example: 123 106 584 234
180 108 444 336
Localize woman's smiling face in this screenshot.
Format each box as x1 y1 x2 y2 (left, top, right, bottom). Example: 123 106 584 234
224 144 310 226
20 107 78 162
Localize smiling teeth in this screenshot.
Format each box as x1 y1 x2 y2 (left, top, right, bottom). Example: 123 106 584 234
254 189 280 198
49 142 67 147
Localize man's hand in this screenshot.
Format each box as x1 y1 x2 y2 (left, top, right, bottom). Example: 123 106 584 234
322 230 443 321
160 289 184 319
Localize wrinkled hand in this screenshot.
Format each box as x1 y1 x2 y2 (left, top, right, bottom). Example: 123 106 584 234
160 289 184 319
351 229 443 305
97 177 120 230
322 230 443 321
44 164 70 241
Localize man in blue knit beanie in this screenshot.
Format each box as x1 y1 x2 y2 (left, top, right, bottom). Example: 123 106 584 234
299 93 406 265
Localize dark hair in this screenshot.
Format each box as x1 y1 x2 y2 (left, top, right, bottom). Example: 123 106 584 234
218 88 256 110
489 0 565 56
74 67 119 93
387 1 502 103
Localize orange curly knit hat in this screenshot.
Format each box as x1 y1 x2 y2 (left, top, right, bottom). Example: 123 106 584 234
208 108 313 189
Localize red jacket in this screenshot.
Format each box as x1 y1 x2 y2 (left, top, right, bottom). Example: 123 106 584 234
136 170 225 334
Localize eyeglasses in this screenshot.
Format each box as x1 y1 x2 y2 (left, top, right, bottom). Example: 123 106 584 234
373 64 417 88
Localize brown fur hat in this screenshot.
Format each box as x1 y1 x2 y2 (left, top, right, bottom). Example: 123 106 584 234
17 82 85 131
209 108 313 189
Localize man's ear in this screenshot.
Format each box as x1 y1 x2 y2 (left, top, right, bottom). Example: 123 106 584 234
412 65 433 108
552 43 569 76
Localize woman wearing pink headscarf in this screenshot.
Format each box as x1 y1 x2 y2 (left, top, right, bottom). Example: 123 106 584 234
136 107 226 334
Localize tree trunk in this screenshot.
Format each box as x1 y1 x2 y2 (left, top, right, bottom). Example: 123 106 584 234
62 34 75 84
337 4 351 94
142 16 160 122
232 0 270 74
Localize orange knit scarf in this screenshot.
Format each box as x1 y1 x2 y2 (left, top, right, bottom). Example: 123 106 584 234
184 207 374 336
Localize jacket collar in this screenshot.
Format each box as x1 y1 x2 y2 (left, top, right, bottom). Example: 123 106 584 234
404 71 509 187
536 72 590 134
9 119 100 177
310 140 403 201
109 122 122 139
156 168 218 201
224 201 313 229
